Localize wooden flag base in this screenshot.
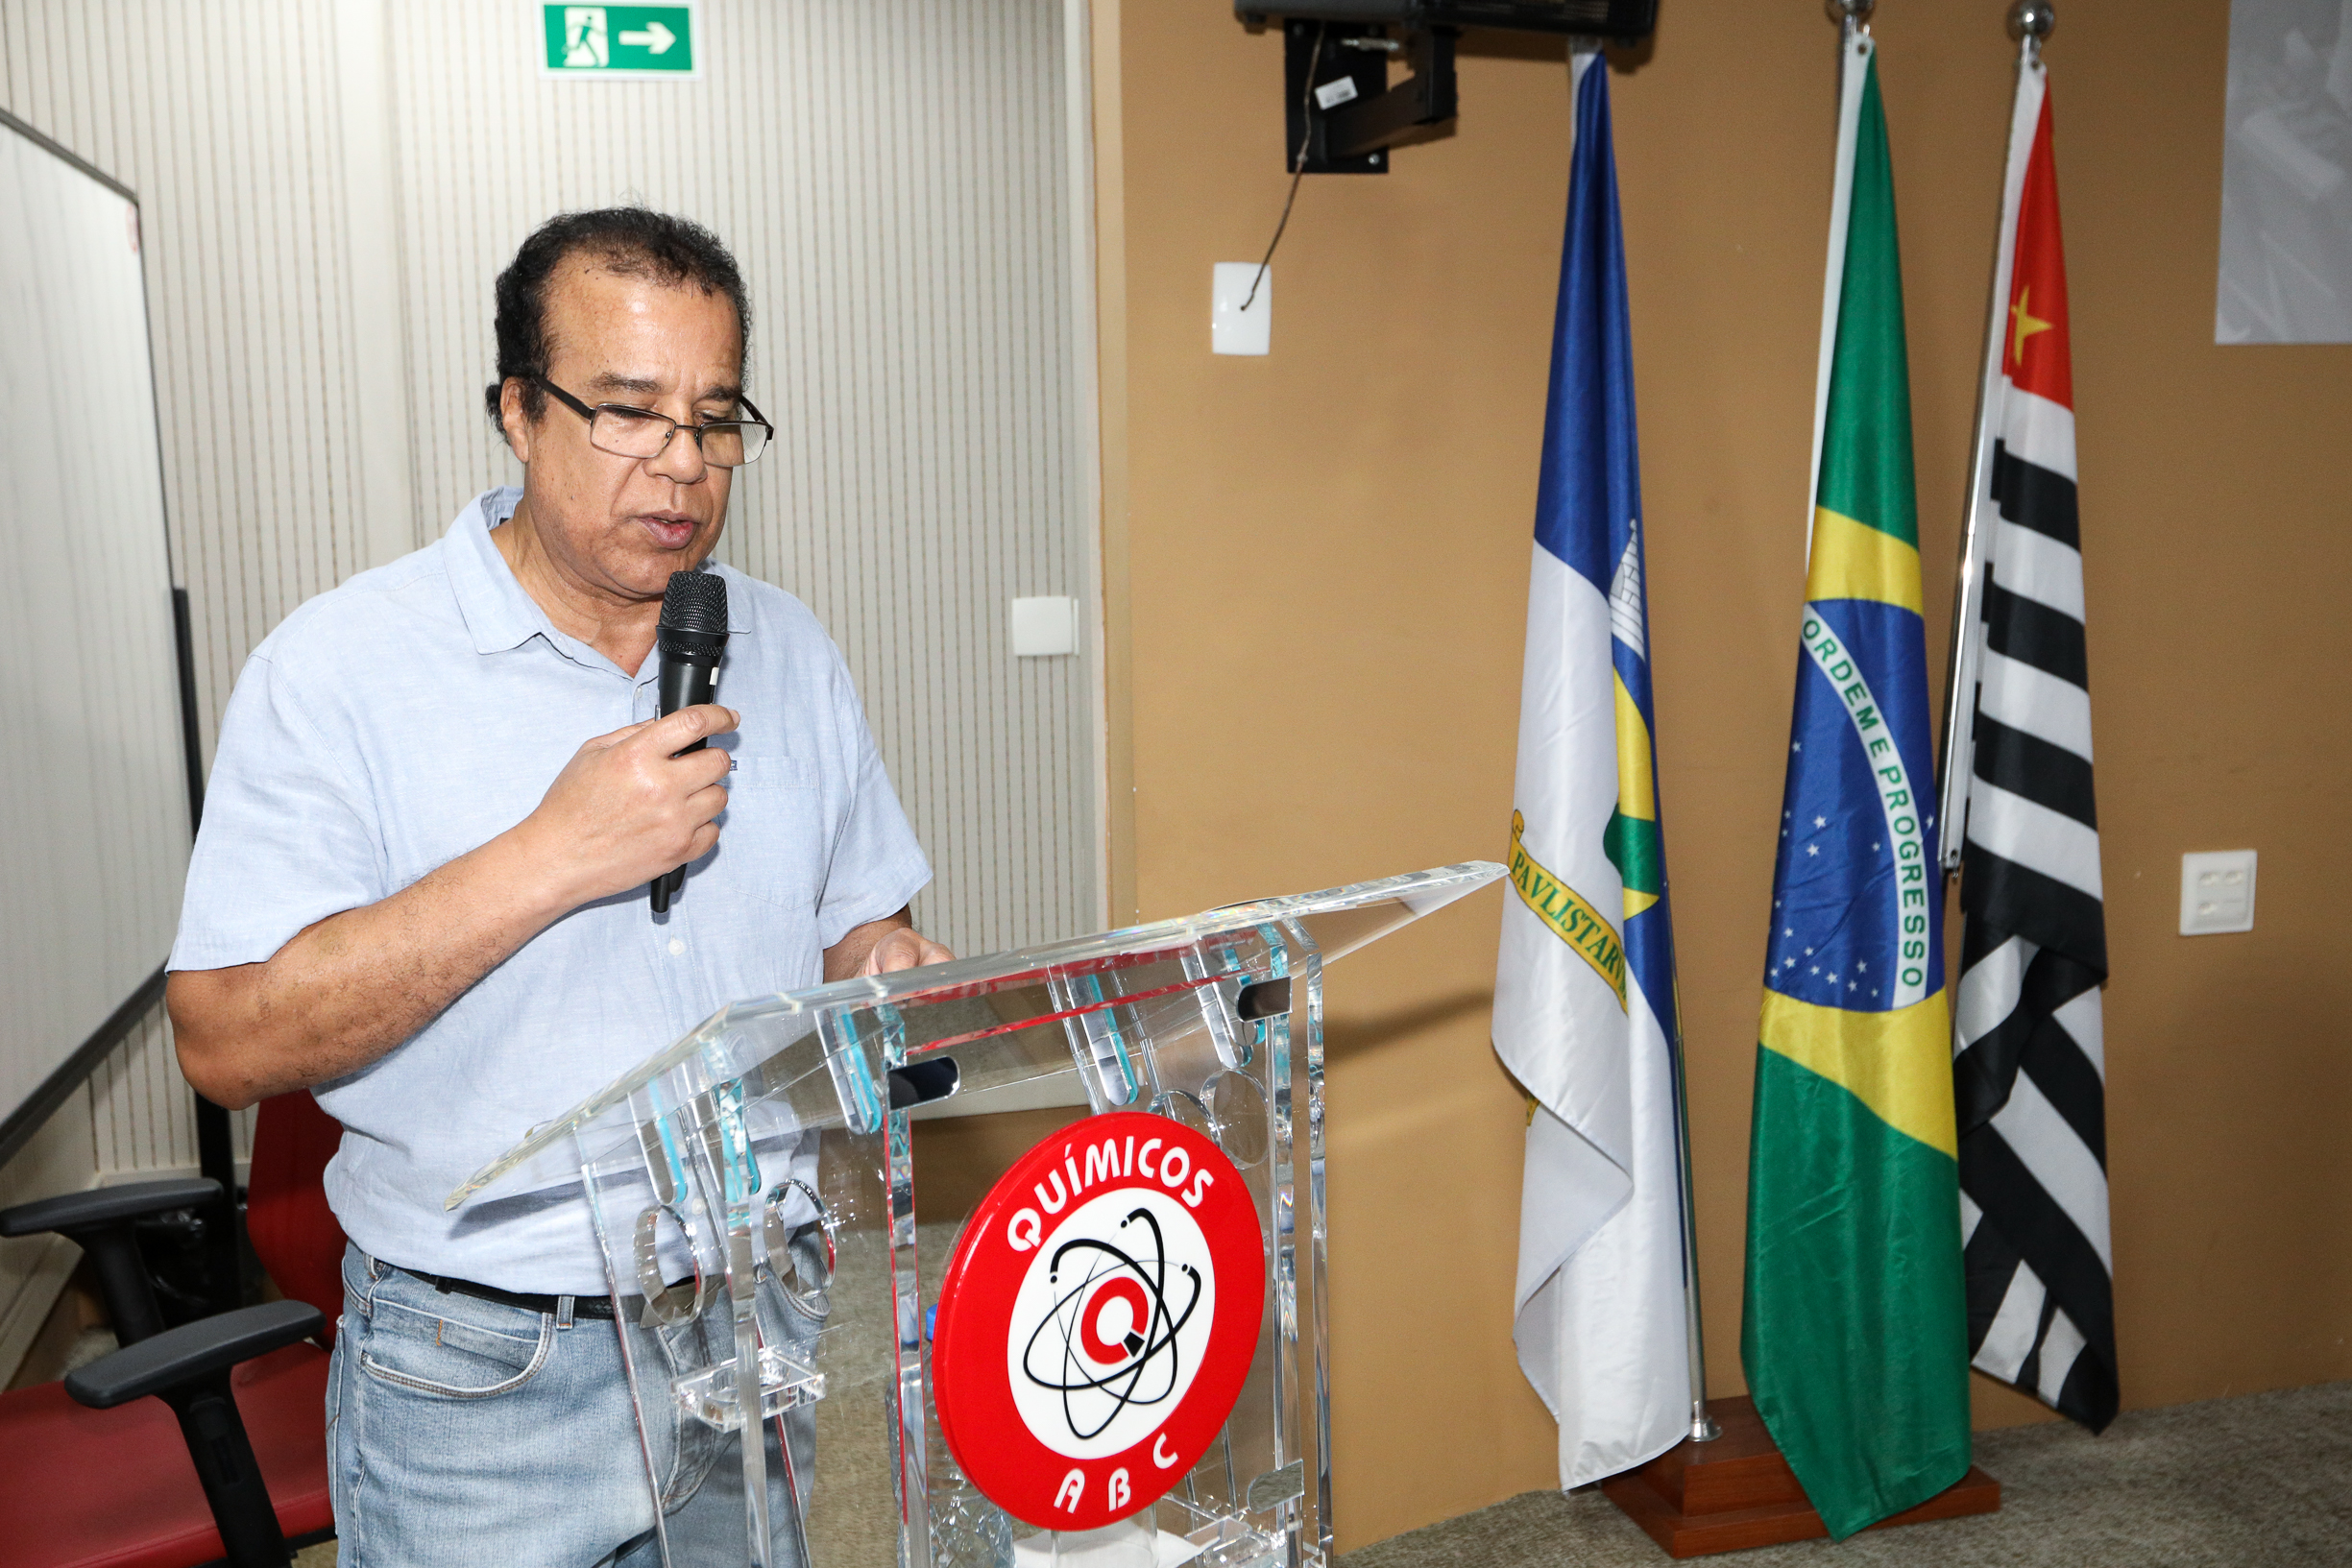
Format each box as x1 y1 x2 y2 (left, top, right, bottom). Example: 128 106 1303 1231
1600 1397 2000 1557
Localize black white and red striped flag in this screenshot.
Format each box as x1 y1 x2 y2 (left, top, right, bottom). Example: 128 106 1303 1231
1945 55 2118 1432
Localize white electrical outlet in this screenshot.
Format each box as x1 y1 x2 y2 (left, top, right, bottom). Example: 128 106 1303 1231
2179 850 2257 935
1211 262 1272 355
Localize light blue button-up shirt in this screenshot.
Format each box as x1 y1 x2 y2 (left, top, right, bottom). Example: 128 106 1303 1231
171 489 930 1290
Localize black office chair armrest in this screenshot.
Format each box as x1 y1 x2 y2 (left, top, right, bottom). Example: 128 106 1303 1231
0 1177 224 1238
63 1298 322 1567
1 1178 230 1347
64 1299 322 1410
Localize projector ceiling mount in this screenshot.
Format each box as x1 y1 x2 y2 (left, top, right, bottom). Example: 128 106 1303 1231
1234 1 1661 172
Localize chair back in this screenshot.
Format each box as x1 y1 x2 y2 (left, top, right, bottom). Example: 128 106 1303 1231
245 1093 349 1345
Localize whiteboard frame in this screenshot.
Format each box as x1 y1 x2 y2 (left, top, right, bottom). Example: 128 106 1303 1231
0 107 205 1169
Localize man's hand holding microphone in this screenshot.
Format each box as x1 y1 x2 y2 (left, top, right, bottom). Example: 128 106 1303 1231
513 705 951 974
510 702 740 912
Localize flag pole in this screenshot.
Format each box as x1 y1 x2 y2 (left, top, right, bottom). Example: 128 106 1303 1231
1809 0 1872 562
1612 13 1719 1443
1936 0 2054 873
1666 959 1719 1442
1570 22 1715 1446
1673 0 1879 1459
1832 0 1871 65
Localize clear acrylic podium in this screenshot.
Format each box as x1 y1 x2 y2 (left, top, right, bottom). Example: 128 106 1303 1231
451 862 1501 1568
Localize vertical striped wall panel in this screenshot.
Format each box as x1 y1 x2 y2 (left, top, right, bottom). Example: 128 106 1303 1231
381 0 1099 961
0 0 1097 1175
86 1010 255 1181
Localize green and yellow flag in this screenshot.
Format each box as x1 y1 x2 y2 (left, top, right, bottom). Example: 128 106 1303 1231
1741 31 1971 1538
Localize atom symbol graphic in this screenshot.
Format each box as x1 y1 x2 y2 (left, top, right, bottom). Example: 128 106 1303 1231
1022 1207 1203 1442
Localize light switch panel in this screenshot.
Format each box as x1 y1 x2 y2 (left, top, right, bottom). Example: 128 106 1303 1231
1212 262 1272 355
1009 596 1079 658
2179 850 2257 935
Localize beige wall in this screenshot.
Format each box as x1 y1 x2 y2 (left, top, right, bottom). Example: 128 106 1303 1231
1098 0 2352 1549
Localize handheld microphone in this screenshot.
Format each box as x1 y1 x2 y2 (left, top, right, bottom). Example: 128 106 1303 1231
649 569 729 916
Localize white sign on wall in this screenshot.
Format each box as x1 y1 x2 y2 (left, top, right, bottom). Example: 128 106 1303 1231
2218 0 2352 343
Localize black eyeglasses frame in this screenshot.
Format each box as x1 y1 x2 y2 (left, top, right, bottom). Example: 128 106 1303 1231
529 374 775 468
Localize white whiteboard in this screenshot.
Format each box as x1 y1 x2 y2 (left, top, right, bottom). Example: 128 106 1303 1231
0 112 191 1154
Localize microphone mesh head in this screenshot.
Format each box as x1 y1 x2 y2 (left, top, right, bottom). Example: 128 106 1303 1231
660 569 729 635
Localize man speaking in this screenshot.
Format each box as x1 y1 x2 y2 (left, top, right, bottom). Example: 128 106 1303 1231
166 208 947 1564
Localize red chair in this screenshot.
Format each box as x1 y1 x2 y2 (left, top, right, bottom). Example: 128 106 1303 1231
244 1093 349 1345
0 1092 348 1568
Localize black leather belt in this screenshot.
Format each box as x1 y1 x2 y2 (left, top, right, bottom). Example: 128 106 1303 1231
400 1266 620 1320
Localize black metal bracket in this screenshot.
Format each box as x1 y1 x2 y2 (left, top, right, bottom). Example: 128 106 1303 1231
1283 21 1456 174
1251 1 1660 173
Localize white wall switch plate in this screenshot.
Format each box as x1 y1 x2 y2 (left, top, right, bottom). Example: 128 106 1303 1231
1009 595 1079 657
2179 850 2257 934
1212 262 1272 355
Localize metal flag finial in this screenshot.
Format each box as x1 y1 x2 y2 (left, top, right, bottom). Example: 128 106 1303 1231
2007 0 2055 42
1826 0 1877 22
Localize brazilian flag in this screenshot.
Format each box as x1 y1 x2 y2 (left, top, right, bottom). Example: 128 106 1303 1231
1741 34 1971 1539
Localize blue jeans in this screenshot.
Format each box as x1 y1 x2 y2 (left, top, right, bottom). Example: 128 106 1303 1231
329 1244 819 1567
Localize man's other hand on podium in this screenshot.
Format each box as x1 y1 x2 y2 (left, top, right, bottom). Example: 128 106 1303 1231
827 913 956 981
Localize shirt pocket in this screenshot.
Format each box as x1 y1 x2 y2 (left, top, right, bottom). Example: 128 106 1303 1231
710 753 826 915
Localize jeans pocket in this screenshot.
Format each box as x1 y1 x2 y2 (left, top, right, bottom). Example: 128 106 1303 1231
358 1293 553 1399
768 1230 832 1330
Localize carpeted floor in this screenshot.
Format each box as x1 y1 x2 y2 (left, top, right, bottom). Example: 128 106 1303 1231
1343 1381 2352 1568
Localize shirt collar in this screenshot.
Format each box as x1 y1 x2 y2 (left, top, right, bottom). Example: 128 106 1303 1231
444 487 745 673
446 488 548 656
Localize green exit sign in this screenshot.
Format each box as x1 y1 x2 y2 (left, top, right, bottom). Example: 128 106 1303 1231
543 4 697 79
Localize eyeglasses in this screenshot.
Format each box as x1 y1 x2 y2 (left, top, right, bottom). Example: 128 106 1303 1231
532 375 773 468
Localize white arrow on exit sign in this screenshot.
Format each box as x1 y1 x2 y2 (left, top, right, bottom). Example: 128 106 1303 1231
618 19 674 53
542 4 696 78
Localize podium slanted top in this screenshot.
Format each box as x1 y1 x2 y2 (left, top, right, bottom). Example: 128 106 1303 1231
448 861 1502 1211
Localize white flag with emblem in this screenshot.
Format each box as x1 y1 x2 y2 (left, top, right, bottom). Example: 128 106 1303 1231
1491 53 1690 1488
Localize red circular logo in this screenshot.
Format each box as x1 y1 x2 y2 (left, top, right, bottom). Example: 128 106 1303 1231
931 1110 1266 1531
